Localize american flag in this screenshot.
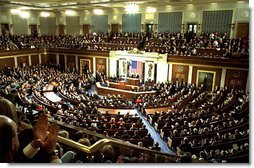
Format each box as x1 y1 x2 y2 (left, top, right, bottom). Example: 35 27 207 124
131 61 143 78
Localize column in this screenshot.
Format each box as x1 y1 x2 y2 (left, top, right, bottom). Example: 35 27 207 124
109 58 117 77
246 73 249 92
28 55 32 66
168 63 173 82
106 58 109 77
14 57 18 68
93 57 96 76
220 68 227 89
38 54 41 64
75 55 78 72
188 65 193 84
64 55 67 71
56 54 59 64
157 62 168 83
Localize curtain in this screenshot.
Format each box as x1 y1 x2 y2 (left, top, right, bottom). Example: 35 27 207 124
158 12 182 33
122 13 141 33
202 10 233 36
92 15 108 33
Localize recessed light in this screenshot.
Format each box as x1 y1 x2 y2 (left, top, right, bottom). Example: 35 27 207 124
211 3 218 5
237 1 245 3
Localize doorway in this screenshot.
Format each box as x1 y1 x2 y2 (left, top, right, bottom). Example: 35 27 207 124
58 25 65 35
30 24 38 36
145 23 154 33
1 23 10 36
187 23 197 34
82 24 90 35
236 23 249 39
111 24 119 33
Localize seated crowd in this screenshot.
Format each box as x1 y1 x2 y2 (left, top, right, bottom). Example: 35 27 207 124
0 32 249 59
0 64 249 163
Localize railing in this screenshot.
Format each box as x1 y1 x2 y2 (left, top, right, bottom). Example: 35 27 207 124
51 118 183 162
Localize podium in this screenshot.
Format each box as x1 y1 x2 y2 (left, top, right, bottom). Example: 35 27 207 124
119 81 126 85
127 78 140 86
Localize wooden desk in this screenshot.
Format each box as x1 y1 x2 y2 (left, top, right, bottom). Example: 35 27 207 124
96 82 156 100
127 78 140 86
109 82 139 91
119 81 126 86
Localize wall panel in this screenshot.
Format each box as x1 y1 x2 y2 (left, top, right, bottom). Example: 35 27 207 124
225 69 248 90
192 66 222 90
17 56 29 67
0 57 14 70
172 64 189 84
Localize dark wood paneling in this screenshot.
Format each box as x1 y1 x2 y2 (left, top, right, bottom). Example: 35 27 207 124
111 24 119 33
0 49 43 57
48 54 56 64
225 70 248 90
172 64 189 83
58 25 65 35
67 55 76 71
41 54 56 64
236 23 249 39
59 54 65 68
17 56 29 67
41 54 47 65
192 66 222 89
31 55 39 65
82 24 90 35
168 55 248 69
0 57 14 70
96 57 106 74
96 82 156 100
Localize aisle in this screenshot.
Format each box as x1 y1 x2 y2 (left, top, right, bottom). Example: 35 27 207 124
136 109 175 155
90 84 175 155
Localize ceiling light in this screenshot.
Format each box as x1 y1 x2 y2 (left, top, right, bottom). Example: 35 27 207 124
187 4 194 7
125 3 138 13
65 10 76 16
211 3 218 5
20 11 29 18
93 9 104 15
146 7 156 13
40 12 50 17
10 9 21 14
237 1 245 3
18 6 30 10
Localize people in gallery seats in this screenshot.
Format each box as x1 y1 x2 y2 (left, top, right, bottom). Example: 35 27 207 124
0 114 61 163
0 32 249 59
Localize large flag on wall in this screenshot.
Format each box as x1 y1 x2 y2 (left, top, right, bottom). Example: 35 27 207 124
131 61 143 78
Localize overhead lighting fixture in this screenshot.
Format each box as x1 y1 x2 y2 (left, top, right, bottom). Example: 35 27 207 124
61 2 77 6
237 1 245 3
20 11 29 18
93 9 104 15
10 9 21 14
146 7 156 13
65 10 76 16
18 6 30 10
187 4 194 7
211 2 218 5
40 12 50 17
125 3 138 13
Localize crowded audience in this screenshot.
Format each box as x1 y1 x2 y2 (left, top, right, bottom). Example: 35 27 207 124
0 32 249 59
